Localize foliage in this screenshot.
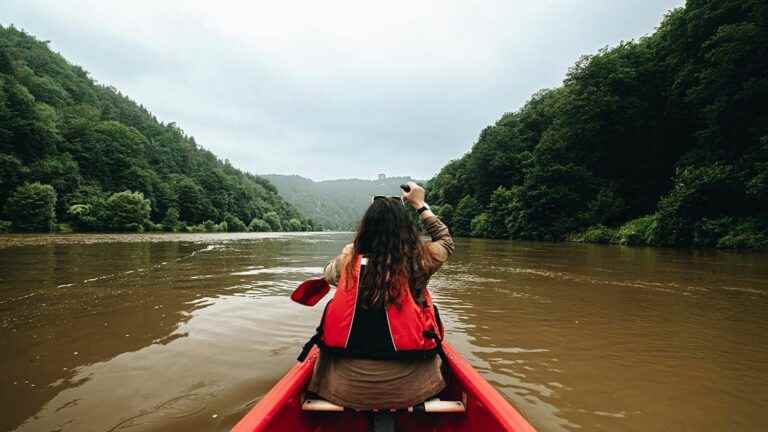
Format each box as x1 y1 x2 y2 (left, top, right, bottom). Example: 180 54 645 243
161 207 180 231
470 213 491 238
286 218 304 232
248 217 271 232
433 203 454 230
263 211 283 232
571 225 617 244
105 190 151 232
222 212 248 232
55 223 73 233
615 216 658 246
203 220 217 232
68 204 98 231
3 182 56 232
0 220 12 232
427 0 768 249
0 25 309 232
453 195 481 237
716 218 768 250
143 220 164 232
66 185 108 231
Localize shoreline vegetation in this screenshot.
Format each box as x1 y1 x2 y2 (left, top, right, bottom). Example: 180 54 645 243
0 26 314 235
426 0 767 251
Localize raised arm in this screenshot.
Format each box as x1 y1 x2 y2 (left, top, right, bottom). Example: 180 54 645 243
402 181 454 271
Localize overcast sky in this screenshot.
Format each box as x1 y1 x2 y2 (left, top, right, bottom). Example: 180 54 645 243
4 0 683 181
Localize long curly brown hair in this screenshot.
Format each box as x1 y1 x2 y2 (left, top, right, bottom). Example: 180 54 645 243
345 197 429 308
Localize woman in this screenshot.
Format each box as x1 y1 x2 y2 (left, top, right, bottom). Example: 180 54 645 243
306 181 455 410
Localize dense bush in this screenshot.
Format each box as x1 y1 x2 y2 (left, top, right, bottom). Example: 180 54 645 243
223 212 248 232
3 182 57 232
263 211 283 232
161 208 180 231
285 218 304 232
716 218 768 250
614 216 658 246
248 217 271 232
67 204 100 231
105 191 151 232
453 196 481 237
470 213 491 238
571 225 616 244
433 203 454 230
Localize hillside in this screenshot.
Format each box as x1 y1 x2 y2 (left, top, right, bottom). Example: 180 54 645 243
263 175 420 230
427 0 767 249
0 25 312 232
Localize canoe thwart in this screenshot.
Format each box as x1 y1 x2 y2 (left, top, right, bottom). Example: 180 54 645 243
301 398 466 413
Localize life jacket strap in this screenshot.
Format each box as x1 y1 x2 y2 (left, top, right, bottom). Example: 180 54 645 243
297 332 320 362
297 302 330 362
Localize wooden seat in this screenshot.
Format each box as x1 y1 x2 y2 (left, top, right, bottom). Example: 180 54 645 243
301 397 466 413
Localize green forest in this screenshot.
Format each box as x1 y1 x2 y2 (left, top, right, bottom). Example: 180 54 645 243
427 0 767 249
0 25 313 233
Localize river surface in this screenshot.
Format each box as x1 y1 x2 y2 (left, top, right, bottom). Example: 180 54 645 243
1 232 767 432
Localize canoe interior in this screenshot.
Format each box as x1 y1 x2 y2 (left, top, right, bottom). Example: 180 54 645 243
232 343 536 432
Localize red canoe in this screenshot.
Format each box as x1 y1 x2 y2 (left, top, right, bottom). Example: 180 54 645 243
232 343 537 431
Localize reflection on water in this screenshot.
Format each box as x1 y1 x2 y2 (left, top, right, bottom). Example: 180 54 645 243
1 233 767 431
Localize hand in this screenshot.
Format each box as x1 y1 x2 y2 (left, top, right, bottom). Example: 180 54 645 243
401 181 426 209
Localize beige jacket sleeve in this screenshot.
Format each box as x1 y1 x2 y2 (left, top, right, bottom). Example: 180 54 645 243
323 243 352 286
420 213 455 275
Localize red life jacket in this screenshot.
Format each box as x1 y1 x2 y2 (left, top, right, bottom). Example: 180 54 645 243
298 255 444 361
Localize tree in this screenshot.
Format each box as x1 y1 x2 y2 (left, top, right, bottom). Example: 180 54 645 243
470 213 492 238
485 186 518 239
105 190 151 232
169 175 211 224
0 152 25 205
3 182 56 232
27 152 81 215
453 196 481 237
0 25 311 233
424 0 768 248
223 212 248 232
285 218 303 232
161 207 180 231
68 204 99 231
263 211 283 231
248 217 271 232
66 185 108 231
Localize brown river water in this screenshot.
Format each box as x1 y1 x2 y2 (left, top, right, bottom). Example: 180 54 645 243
1 232 767 431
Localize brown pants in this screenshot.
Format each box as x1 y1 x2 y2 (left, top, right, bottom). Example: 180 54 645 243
307 352 446 410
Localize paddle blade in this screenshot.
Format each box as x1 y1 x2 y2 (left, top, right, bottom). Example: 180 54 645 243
291 277 331 306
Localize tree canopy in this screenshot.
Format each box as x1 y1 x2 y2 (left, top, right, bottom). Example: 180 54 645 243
0 25 313 232
428 0 767 249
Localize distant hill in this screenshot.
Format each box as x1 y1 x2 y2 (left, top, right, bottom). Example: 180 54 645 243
263 175 421 230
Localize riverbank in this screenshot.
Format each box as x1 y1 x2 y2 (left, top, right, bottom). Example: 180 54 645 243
567 217 768 251
0 231 344 249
